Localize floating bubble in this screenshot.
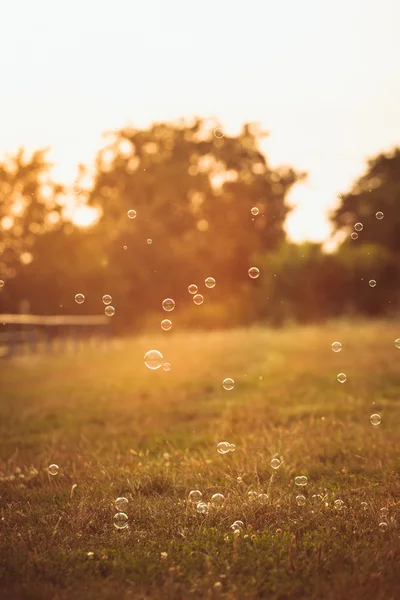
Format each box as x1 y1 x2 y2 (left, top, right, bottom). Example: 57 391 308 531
251 207 259 216
248 490 258 502
102 294 112 305
105 306 115 316
331 341 342 353
360 501 368 511
188 490 202 504
380 507 389 517
217 442 230 454
375 211 384 220
188 284 198 295
48 464 59 476
294 475 308 487
193 294 204 305
162 298 175 312
163 361 171 372
147 238 152 244
115 497 128 511
354 222 363 232
0 280 4 288
229 443 236 452
337 372 347 383
113 512 128 530
296 495 306 506
123 245 127 250
213 128 225 139
144 349 163 370
258 493 268 504
248 267 260 279
205 277 216 289
196 501 209 514
222 378 235 391
369 280 377 288
127 209 137 219
370 413 381 426
236 476 243 484
394 338 400 349
161 319 172 331
211 493 225 508
379 521 388 532
275 528 282 535
270 458 281 470
334 499 344 510
350 232 358 240
75 293 85 304
231 520 245 532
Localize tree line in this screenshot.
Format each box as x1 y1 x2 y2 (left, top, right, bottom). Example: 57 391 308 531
1 118 399 329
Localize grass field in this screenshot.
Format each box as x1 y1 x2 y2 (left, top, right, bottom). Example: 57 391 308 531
1 321 400 600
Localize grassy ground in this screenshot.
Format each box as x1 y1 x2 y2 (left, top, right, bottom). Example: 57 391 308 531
0 321 399 600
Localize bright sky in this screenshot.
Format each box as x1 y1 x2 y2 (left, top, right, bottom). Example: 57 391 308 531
1 0 400 242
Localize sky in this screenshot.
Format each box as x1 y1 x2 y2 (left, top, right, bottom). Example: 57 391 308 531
1 0 400 242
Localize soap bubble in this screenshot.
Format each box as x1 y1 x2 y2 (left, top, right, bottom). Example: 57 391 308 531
369 280 377 288
394 338 400 349
162 298 175 312
205 277 216 289
337 373 347 383
379 521 388 532
251 207 259 216
127 209 137 219
351 232 358 240
0 280 4 288
248 490 258 502
294 476 308 487
161 319 172 331
188 490 202 504
217 442 230 454
105 306 115 316
360 501 368 511
113 512 128 530
248 267 260 279
75 293 85 304
354 222 363 232
331 341 342 353
231 520 245 532
296 495 306 506
222 378 235 391
211 493 225 508
270 458 281 470
370 413 381 426
48 464 59 476
334 499 344 510
237 476 243 484
147 238 152 245
163 362 171 372
102 294 112 305
380 507 388 517
115 497 128 511
375 211 384 220
213 128 225 139
188 284 198 295
258 493 268 504
193 294 204 305
229 443 236 452
196 501 209 514
144 349 163 370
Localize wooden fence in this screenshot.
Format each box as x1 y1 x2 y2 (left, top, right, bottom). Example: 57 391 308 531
0 314 111 357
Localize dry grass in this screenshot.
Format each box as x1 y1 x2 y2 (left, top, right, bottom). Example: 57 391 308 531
0 321 399 599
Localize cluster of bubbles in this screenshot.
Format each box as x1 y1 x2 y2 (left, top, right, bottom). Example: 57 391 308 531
113 496 129 530
247 490 269 504
294 475 308 486
222 377 235 391
217 441 236 454
188 490 226 515
75 292 115 316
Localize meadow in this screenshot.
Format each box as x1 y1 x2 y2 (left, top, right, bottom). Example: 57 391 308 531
0 321 399 600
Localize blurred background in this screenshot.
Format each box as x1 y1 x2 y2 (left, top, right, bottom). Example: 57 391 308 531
1 0 400 332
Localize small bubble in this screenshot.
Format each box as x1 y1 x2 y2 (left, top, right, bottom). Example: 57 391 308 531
48 464 59 476
161 319 172 331
222 377 235 391
258 493 268 504
394 338 400 349
163 361 171 372
251 207 259 216
270 458 281 470
0 280 4 288
75 293 85 304
354 222 363 232
102 294 112 305
296 495 306 506
105 306 115 316
188 490 202 504
162 298 175 312
375 211 384 220
196 501 209 514
236 476 243 484
275 528 282 535
147 238 152 245
248 490 258 502
380 507 389 517
337 372 347 383
248 267 260 279
217 441 230 454
369 279 377 288
294 476 308 487
213 128 224 139
205 277 216 289
379 521 388 532
115 497 128 511
123 245 127 250
193 294 204 305
113 512 128 530
127 209 137 219
334 499 344 510
332 341 342 353
188 284 198 295
370 413 381 426
211 493 225 508
360 501 368 511
144 349 163 370
351 232 358 240
231 520 245 532
229 443 236 452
